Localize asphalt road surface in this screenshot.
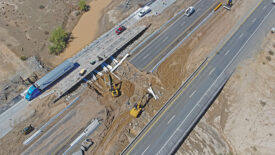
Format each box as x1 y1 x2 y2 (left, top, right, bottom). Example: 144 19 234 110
122 1 274 154
130 0 217 71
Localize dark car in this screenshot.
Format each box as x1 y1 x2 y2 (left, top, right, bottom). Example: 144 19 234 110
21 125 34 135
115 26 126 35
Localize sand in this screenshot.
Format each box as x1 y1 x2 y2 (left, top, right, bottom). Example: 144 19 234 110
52 0 112 66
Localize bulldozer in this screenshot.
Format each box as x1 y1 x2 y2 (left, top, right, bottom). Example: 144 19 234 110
130 93 152 118
108 74 121 97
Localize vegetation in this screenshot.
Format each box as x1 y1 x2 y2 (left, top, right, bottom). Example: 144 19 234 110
20 56 28 61
79 0 88 12
49 26 69 55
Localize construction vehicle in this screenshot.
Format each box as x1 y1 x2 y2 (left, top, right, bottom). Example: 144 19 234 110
108 74 120 97
227 0 232 7
25 59 74 101
21 125 34 135
130 93 152 118
81 138 93 151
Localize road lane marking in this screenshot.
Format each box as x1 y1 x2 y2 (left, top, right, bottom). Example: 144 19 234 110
238 33 244 39
143 54 150 60
125 1 267 154
180 21 186 27
150 11 215 72
208 67 215 76
225 49 231 56
158 100 199 154
189 90 196 98
252 17 257 23
167 115 175 124
159 5 274 154
141 145 150 155
142 1 218 72
162 36 169 42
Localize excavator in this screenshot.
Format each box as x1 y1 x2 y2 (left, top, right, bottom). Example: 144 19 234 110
108 74 120 97
227 0 232 6
130 93 152 118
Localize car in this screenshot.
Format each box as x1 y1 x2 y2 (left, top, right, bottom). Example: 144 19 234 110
90 60 96 65
115 26 126 35
271 27 275 33
79 69 86 76
273 0 275 4
138 6 151 17
21 125 34 135
185 7 195 17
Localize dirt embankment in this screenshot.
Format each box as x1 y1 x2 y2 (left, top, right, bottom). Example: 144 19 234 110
178 31 275 155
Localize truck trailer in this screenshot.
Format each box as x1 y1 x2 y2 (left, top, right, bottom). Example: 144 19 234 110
25 59 75 101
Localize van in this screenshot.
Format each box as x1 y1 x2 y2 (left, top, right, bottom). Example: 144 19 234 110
138 6 151 17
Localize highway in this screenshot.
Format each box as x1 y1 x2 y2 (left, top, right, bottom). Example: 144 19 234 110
122 1 274 154
130 0 218 71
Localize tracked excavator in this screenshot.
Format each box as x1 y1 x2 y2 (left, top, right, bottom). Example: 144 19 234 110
130 93 152 118
108 74 120 97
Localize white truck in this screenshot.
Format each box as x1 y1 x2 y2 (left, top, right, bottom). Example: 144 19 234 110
138 6 151 17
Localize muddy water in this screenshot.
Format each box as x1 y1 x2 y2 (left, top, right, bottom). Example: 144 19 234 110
53 0 112 66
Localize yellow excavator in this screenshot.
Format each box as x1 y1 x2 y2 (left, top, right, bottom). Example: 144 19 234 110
108 74 120 97
130 93 152 118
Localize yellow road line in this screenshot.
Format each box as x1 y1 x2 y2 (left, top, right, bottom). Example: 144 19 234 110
142 1 219 71
126 0 265 154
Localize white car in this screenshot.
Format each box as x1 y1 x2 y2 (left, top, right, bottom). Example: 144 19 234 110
138 6 151 17
185 7 195 17
273 0 275 4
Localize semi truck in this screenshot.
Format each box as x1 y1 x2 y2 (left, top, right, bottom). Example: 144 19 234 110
25 59 75 101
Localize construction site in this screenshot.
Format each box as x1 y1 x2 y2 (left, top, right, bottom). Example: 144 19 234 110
0 0 275 154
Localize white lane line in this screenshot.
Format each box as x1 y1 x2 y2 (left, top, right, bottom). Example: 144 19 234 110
238 33 244 39
162 36 169 42
252 17 257 23
142 145 150 155
189 90 196 98
157 5 274 155
225 49 231 56
180 21 186 27
142 54 149 60
208 67 216 76
167 115 175 124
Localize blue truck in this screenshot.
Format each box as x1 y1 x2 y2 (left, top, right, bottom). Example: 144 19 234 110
25 59 75 101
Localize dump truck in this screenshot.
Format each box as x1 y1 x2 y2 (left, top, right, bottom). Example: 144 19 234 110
25 59 74 101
